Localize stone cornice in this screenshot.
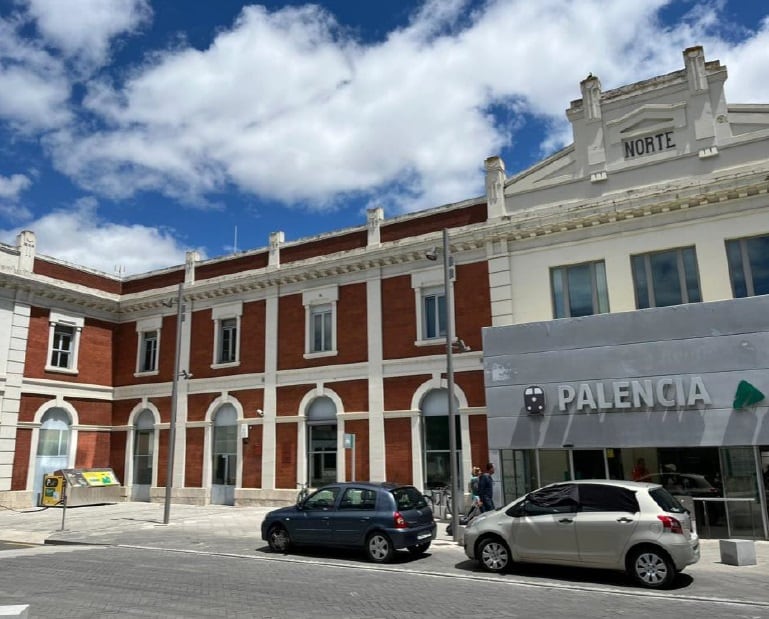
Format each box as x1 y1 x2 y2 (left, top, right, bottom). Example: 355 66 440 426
2 168 766 320
489 167 769 243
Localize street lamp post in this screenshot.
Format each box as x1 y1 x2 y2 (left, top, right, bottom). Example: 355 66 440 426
163 282 184 525
441 228 461 543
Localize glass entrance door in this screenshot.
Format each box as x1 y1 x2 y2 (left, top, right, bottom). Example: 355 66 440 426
720 447 764 539
211 406 237 505
308 424 337 486
132 410 154 502
572 450 606 480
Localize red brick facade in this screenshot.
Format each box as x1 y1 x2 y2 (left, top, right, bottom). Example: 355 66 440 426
7 201 492 505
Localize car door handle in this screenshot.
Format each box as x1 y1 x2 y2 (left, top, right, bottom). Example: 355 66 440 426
359 517 371 522
558 518 573 524
616 517 634 523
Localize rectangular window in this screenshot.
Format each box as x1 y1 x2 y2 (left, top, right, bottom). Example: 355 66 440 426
631 247 701 309
423 288 447 339
551 261 609 318
726 234 769 298
50 325 75 368
37 428 68 456
219 318 237 364
311 304 333 352
140 330 158 372
46 312 83 373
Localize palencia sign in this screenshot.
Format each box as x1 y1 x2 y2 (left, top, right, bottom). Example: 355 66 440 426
557 376 711 412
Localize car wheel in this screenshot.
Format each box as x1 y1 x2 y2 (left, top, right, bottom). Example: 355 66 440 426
407 541 431 555
366 532 394 563
627 546 676 589
267 524 292 553
477 536 511 573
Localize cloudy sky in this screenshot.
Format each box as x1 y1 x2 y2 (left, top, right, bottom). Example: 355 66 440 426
0 0 767 275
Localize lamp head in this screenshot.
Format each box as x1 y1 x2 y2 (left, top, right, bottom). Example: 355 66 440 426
256 409 264 417
425 247 438 261
454 338 471 353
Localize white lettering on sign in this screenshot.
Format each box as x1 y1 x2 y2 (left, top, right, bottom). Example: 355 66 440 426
557 376 711 412
623 131 676 159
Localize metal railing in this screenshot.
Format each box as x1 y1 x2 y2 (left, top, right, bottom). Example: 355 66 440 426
690 497 762 539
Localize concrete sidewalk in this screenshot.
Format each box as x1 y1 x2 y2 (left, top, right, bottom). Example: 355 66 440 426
2 501 769 605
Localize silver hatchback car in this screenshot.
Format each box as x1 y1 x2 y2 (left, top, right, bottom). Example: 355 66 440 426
464 479 700 588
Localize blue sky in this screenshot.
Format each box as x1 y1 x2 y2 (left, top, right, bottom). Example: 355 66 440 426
0 0 767 276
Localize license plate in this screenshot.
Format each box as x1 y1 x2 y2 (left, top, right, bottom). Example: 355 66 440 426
417 532 431 540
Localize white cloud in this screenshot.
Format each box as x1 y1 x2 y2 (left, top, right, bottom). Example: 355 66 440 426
24 0 152 69
0 173 32 220
712 16 769 102
0 173 31 199
0 197 197 275
0 16 70 130
9 0 769 221
0 0 150 131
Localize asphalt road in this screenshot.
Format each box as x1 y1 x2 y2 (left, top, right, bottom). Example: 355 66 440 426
0 541 34 551
2 544 769 619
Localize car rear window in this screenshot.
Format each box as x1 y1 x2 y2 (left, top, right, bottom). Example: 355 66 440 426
391 486 428 510
649 487 687 514
578 484 639 513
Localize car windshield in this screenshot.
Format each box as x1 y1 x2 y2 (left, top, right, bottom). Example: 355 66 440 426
304 487 339 509
649 487 687 514
391 486 428 510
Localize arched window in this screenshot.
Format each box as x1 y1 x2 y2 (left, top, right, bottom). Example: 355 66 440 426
38 409 70 458
421 389 462 489
307 396 337 486
34 408 71 502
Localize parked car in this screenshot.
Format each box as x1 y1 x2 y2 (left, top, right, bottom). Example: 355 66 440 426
261 481 436 563
637 473 721 497
463 479 700 588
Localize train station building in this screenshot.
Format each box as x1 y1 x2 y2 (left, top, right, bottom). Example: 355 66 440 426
0 47 767 538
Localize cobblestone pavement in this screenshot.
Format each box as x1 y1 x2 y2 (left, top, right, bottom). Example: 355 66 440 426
1 501 769 611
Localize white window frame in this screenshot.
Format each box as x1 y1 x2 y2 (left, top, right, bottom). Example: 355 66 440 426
310 303 333 353
303 285 338 359
211 302 242 368
135 316 162 376
45 310 84 374
631 246 701 309
550 260 610 319
411 267 453 346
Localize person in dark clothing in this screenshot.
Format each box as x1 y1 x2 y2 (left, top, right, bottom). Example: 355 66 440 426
477 462 496 512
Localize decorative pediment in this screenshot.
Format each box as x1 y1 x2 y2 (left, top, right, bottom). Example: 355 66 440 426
608 103 686 137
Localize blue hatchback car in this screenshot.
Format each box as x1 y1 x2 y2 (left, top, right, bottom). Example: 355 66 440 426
261 481 436 563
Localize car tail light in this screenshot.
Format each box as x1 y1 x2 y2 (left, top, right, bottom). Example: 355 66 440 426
393 511 407 529
658 515 684 534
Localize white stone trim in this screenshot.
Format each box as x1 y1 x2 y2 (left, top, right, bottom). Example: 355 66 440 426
25 399 80 491
211 303 242 368
124 402 161 491
202 393 245 490
45 310 84 374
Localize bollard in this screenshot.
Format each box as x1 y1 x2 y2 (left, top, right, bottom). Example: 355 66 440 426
719 539 757 566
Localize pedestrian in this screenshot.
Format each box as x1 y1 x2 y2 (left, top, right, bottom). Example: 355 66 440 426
477 462 495 513
631 457 649 481
446 466 483 536
468 465 481 504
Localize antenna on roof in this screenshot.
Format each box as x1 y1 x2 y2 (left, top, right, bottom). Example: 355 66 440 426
233 225 238 253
